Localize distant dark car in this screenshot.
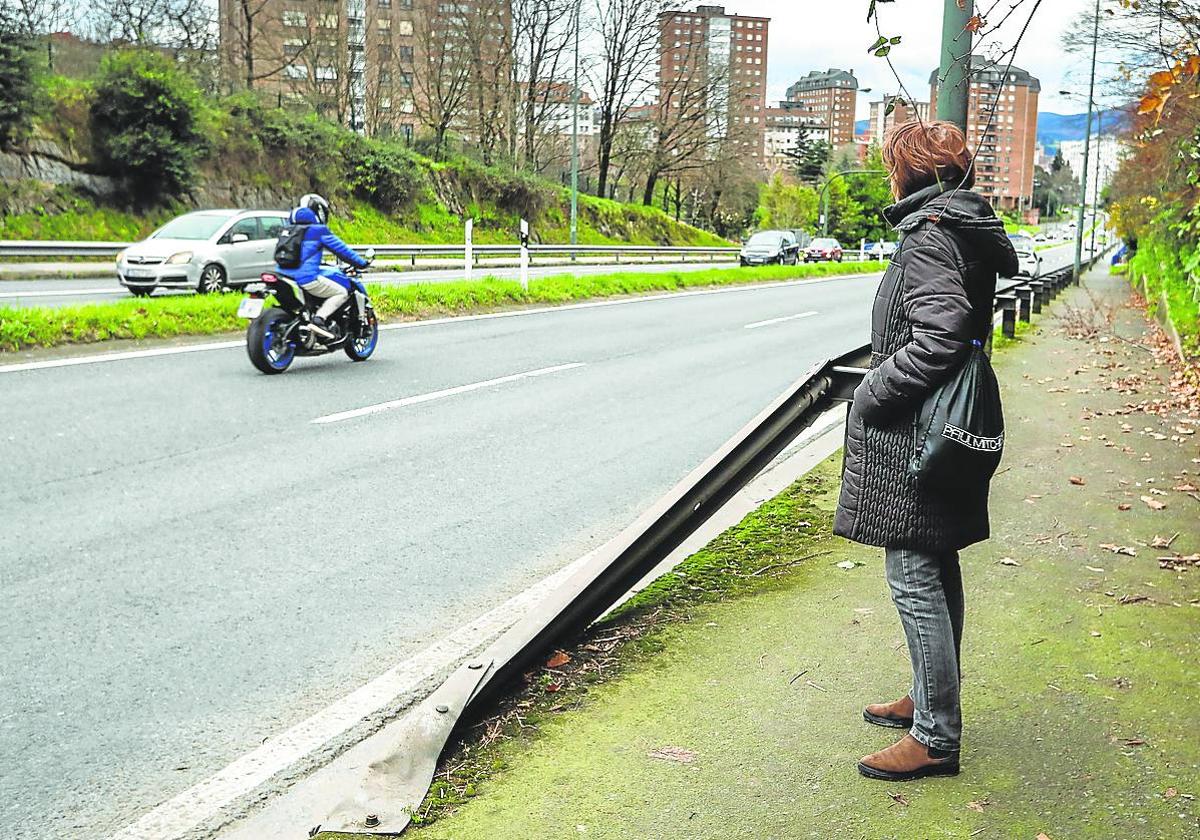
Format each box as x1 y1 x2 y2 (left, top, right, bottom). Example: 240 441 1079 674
740 230 800 266
804 238 843 262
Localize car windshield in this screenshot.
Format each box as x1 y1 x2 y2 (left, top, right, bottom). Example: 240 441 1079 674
152 212 238 241
747 232 783 246
811 239 837 248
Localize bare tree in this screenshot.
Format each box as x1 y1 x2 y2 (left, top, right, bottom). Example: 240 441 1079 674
640 33 732 205
410 0 472 157
510 0 576 170
460 0 512 164
7 0 74 69
214 0 306 91
589 0 660 198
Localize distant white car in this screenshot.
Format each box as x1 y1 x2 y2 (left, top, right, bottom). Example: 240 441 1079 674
1033 233 1047 243
867 240 898 259
117 209 289 297
1008 234 1041 279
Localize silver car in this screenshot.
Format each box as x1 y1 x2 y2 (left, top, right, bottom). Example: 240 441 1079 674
117 209 289 296
1007 233 1041 279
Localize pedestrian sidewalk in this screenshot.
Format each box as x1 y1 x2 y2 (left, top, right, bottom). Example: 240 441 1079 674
387 266 1200 840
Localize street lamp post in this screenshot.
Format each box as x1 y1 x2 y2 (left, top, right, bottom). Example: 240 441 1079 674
937 0 975 132
1072 0 1100 285
1089 109 1103 257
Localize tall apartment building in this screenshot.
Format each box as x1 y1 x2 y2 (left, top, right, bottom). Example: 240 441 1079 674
783 68 858 148
1058 134 1126 206
658 5 770 163
929 58 1040 211
866 95 929 146
219 0 508 142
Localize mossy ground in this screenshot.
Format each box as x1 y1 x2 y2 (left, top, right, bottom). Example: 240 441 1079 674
315 267 1199 839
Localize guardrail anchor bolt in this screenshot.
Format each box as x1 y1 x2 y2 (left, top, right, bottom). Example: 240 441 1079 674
364 813 380 828
467 661 483 670
435 703 450 713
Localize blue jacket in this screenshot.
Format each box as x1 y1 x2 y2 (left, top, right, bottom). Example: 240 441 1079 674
277 206 368 286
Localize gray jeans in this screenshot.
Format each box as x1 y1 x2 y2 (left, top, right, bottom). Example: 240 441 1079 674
302 276 349 320
884 546 964 752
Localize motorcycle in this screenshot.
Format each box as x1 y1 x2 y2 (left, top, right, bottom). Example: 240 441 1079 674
239 249 379 375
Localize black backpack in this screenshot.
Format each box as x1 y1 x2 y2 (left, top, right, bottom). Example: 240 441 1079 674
273 224 307 269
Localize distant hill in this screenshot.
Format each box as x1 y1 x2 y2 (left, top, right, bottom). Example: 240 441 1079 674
855 109 1128 151
1036 109 1129 151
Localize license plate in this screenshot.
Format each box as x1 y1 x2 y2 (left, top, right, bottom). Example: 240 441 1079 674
237 298 265 319
125 268 154 278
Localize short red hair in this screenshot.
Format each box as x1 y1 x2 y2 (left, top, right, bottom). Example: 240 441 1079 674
882 120 974 200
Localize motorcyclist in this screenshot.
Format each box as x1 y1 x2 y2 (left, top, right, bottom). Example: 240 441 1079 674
277 194 369 341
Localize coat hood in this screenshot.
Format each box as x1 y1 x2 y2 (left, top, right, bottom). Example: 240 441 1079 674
885 182 1018 276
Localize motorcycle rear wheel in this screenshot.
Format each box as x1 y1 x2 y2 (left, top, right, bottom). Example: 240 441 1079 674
247 308 297 374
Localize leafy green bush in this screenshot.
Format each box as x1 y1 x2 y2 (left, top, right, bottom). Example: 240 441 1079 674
89 50 207 199
0 25 37 149
348 144 428 212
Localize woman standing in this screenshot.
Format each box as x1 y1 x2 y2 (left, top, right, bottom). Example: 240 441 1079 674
833 120 1018 782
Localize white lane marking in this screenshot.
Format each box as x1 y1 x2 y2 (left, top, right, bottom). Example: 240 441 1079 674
311 362 586 425
0 271 883 375
743 310 818 330
108 548 598 840
0 340 244 373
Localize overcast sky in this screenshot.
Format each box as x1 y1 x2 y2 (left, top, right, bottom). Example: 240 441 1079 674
754 0 1099 120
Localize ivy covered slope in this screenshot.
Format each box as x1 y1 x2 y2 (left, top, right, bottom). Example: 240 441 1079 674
0 52 727 248
1111 62 1200 359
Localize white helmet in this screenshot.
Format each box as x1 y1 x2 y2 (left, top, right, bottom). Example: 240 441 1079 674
297 193 331 225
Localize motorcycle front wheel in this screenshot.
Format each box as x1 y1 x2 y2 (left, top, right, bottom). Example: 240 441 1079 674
344 309 379 362
247 307 297 374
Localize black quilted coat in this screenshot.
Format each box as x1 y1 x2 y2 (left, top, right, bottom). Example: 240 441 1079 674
834 183 1018 551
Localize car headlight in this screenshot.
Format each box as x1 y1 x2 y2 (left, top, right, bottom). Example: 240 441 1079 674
116 249 126 266
165 251 194 265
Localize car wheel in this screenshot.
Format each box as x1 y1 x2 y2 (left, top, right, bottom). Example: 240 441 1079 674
197 264 226 295
128 287 154 298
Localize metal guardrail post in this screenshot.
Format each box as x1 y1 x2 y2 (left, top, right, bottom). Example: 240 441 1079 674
1028 280 1044 312
1016 285 1032 323
999 293 1018 338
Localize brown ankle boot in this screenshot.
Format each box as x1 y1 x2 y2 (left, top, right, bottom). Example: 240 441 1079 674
857 734 960 781
863 695 914 729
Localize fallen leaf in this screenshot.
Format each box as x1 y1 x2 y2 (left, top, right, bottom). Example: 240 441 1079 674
544 682 561 693
998 557 1022 566
1117 503 1132 511
1099 544 1137 556
1141 496 1167 510
1124 738 1146 747
1150 534 1178 549
1174 483 1198 492
966 798 989 812
1086 566 1105 573
1090 631 1102 637
1038 833 1054 840
546 651 571 669
1069 476 1087 486
887 791 910 806
1164 787 1178 799
648 745 696 763
836 560 859 570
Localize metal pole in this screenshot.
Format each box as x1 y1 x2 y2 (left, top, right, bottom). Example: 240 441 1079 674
936 0 975 132
464 218 474 283
1089 109 1102 257
1073 0 1099 284
569 0 581 251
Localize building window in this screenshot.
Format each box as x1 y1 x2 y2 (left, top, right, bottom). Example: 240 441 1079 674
397 19 413 35
399 45 413 61
379 43 392 59
378 18 390 31
283 10 306 26
285 62 307 79
316 66 338 81
319 12 338 27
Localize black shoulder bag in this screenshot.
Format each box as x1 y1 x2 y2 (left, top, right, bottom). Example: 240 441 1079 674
908 337 1004 491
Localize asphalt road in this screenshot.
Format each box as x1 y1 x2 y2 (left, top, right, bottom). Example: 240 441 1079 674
0 244 1084 839
0 260 740 309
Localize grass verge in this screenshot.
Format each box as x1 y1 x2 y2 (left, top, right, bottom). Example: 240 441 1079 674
0 261 885 354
